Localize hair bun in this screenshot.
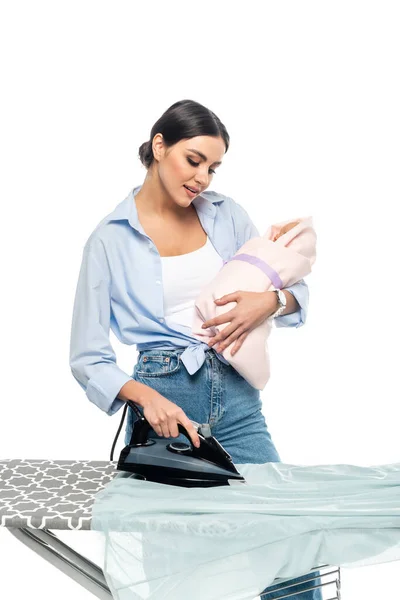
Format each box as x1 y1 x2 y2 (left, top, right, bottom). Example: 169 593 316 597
138 140 153 169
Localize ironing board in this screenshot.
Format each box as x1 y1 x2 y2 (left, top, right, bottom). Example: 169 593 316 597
0 458 341 599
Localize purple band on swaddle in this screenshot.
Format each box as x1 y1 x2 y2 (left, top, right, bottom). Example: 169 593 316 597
222 254 283 290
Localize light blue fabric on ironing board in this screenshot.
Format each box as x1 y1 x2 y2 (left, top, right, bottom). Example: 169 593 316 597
91 460 400 600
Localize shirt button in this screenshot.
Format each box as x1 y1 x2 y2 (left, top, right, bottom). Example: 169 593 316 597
156 280 161 285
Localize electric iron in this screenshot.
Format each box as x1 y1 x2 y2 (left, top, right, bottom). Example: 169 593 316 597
110 400 246 488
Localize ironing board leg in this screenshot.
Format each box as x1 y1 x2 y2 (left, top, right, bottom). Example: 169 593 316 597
6 527 112 599
261 564 341 599
6 528 342 600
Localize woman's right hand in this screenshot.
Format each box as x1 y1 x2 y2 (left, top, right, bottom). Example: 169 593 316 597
140 388 201 448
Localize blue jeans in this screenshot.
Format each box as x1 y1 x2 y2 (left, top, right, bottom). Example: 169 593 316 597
125 347 323 600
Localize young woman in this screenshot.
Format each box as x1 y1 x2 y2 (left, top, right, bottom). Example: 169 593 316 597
69 99 321 600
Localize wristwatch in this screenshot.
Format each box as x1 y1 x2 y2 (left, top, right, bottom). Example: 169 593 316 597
271 289 286 318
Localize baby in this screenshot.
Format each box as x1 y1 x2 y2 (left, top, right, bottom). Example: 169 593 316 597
194 216 314 390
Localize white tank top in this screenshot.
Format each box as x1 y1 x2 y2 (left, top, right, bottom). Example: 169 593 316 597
160 236 224 330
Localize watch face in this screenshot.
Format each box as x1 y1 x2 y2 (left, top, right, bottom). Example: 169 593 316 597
278 290 286 306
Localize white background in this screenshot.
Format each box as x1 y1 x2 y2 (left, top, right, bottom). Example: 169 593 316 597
0 1 399 598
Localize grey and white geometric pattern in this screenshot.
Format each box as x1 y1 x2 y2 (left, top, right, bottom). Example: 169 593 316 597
0 459 118 530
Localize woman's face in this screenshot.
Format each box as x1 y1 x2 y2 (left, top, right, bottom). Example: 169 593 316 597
152 134 226 205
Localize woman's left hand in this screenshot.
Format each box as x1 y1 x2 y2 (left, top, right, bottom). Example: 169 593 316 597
201 291 278 356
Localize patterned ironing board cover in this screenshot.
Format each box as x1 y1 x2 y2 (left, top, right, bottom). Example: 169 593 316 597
0 459 118 530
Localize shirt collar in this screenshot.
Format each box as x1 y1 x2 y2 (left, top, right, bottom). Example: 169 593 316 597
106 185 225 232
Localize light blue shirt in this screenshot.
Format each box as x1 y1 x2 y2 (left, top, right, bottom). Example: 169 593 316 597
69 185 310 416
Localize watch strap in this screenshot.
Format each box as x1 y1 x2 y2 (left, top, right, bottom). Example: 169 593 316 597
272 289 286 318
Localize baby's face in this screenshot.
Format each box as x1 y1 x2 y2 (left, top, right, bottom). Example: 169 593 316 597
272 220 300 241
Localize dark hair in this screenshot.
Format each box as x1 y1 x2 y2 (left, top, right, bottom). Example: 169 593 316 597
138 99 230 169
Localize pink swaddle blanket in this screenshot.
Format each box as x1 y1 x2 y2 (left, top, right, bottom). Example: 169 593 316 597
191 217 317 389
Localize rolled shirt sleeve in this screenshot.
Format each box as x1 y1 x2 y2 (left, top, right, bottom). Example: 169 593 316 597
69 237 132 416
273 278 309 328
231 198 309 329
